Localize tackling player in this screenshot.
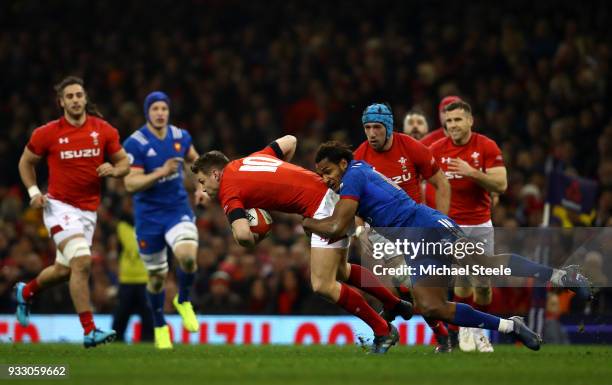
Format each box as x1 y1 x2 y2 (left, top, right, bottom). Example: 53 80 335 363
353 103 452 352
14 76 130 348
123 91 204 349
302 141 591 352
191 136 412 354
430 100 505 352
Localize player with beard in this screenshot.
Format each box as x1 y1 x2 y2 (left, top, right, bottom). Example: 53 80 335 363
14 76 130 348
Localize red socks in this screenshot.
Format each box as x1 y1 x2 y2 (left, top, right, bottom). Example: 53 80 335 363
22 279 41 301
425 318 449 337
347 264 400 310
338 283 389 336
78 311 96 335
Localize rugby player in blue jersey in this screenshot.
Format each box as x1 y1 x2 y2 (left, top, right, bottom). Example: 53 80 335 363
123 92 205 349
303 141 591 351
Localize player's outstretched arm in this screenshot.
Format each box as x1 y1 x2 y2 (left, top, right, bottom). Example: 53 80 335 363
427 170 451 215
231 218 257 248
18 147 47 208
124 157 182 193
109 149 130 177
303 198 358 239
271 135 297 162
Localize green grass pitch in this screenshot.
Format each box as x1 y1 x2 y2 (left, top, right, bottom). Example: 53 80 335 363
1 344 611 385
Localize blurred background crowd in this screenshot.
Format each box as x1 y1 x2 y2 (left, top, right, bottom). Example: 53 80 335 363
1 0 611 326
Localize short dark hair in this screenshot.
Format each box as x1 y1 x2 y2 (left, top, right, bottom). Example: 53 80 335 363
54 75 103 118
315 141 353 164
444 100 472 114
191 151 230 174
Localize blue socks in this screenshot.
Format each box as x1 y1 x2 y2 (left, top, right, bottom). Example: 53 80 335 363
507 253 553 282
177 268 195 304
452 303 501 330
147 289 166 327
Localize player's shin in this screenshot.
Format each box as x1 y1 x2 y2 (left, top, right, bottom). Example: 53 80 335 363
176 265 195 303
346 264 400 310
146 289 167 327
337 283 389 336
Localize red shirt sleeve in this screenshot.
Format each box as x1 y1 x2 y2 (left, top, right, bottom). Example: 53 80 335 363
26 125 50 156
483 138 504 169
406 137 439 179
219 176 245 215
104 123 122 156
353 142 367 160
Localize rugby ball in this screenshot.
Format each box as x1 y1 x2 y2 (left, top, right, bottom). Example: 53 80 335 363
246 208 273 238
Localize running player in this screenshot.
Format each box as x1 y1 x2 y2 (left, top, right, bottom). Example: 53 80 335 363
430 100 504 352
302 141 591 352
353 103 451 352
14 76 130 348
123 91 204 350
191 136 413 353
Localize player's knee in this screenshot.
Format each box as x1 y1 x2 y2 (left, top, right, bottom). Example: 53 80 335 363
176 253 197 273
454 285 473 298
335 263 350 282
147 272 166 293
69 256 92 275
419 300 451 321
55 264 71 280
311 278 334 297
474 286 492 304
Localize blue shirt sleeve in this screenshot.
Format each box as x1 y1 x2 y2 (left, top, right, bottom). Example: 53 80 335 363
339 166 366 202
123 138 145 168
182 129 192 158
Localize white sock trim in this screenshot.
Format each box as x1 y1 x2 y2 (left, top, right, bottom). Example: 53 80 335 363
498 318 514 334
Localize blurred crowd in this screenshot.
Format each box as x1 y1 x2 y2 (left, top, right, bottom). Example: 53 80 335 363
1 1 611 318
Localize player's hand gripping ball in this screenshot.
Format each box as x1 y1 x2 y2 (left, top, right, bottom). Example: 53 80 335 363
246 208 273 238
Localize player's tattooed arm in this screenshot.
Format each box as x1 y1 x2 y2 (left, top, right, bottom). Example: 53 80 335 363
231 218 257 248
271 135 297 162
302 198 358 239
427 170 451 215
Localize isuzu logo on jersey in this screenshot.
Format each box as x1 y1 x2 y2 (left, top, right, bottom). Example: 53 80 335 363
60 148 101 159
391 173 412 184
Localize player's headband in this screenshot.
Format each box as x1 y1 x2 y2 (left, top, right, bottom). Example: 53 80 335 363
362 103 394 139
144 91 171 122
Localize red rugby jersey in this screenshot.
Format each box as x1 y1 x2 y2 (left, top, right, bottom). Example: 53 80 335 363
219 146 328 220
429 133 504 225
27 116 122 211
354 132 438 202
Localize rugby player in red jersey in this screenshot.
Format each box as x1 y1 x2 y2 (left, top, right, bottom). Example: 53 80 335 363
353 103 451 352
14 76 130 348
192 135 412 353
430 100 506 352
